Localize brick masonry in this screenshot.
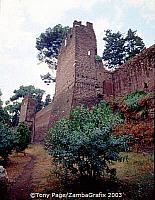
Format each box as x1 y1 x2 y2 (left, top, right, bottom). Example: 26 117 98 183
19 21 155 143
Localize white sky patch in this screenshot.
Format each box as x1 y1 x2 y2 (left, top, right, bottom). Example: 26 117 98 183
21 0 102 26
94 18 110 55
128 0 155 22
113 5 124 30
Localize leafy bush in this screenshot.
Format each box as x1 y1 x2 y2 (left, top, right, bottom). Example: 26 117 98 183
0 107 10 124
16 122 31 153
45 101 131 181
0 122 18 161
123 90 146 111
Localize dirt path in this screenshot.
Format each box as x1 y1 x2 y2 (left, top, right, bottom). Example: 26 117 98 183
8 154 36 200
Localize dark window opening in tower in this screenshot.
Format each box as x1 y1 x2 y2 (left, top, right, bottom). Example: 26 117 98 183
144 82 148 88
95 48 97 55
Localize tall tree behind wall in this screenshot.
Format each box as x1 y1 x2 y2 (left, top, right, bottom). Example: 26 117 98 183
102 29 145 69
36 24 70 84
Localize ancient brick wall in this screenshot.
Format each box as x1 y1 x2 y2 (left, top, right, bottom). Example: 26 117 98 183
33 103 53 143
96 61 114 101
112 45 155 97
19 21 155 144
48 86 74 128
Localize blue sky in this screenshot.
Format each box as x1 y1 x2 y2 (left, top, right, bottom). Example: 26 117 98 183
0 0 155 102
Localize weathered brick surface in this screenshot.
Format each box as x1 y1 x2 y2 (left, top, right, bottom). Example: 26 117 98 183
19 96 36 123
72 21 99 106
33 103 53 143
19 21 155 143
112 45 155 97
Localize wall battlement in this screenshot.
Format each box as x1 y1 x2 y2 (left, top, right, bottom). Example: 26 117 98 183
19 21 155 143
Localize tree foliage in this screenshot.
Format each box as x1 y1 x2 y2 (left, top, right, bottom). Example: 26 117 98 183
44 94 52 107
0 89 2 107
0 90 10 125
45 101 131 180
36 24 70 66
125 29 145 61
0 107 10 125
10 85 45 103
4 101 21 127
16 122 31 153
5 85 46 126
103 30 126 68
0 122 18 160
36 24 70 83
103 29 145 69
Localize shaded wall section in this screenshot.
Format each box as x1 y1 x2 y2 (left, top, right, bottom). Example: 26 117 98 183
112 45 155 97
33 104 52 143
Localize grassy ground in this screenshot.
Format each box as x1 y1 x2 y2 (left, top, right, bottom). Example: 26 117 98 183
4 144 154 200
25 144 61 193
111 152 154 200
112 152 154 182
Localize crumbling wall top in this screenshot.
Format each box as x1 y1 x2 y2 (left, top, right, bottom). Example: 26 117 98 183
73 20 93 29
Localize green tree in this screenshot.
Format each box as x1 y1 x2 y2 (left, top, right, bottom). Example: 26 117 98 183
36 24 70 66
45 101 131 180
4 101 20 127
125 29 145 61
102 29 145 69
102 30 126 69
0 89 2 107
5 85 45 126
0 107 10 125
44 94 52 107
16 122 31 153
0 122 18 161
0 90 10 124
36 24 70 83
10 85 45 103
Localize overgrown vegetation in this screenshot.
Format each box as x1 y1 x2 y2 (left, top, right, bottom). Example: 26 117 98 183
16 122 31 153
45 101 132 183
113 91 154 152
0 122 18 162
123 90 146 111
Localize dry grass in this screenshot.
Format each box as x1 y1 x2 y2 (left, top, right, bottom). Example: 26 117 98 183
5 152 31 184
111 152 154 184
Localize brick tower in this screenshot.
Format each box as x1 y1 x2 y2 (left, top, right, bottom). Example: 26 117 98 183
47 21 100 128
55 21 99 107
19 95 36 140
